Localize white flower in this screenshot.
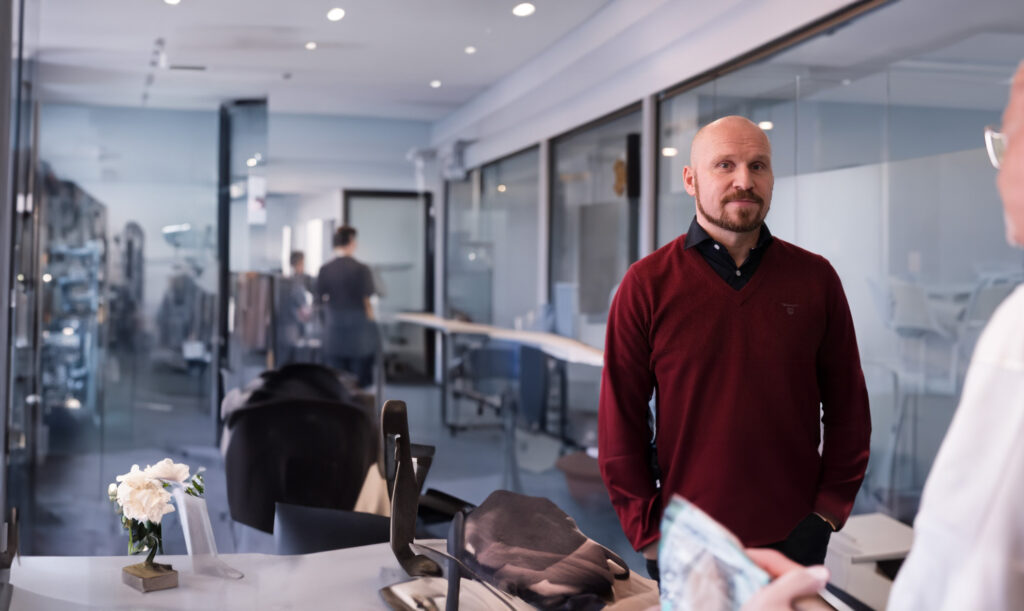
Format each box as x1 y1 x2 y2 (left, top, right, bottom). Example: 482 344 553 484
144 458 190 483
114 465 175 524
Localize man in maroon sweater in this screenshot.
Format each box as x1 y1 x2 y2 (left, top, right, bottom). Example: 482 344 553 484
598 116 871 579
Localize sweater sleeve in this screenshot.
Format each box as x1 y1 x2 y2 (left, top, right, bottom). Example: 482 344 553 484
598 266 661 551
814 264 872 528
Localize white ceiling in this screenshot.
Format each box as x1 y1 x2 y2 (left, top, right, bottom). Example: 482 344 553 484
31 0 612 120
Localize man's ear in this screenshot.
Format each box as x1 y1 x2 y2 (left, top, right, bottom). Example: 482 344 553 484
683 166 697 197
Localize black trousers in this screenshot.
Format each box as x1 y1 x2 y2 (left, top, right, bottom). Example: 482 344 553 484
327 354 375 388
645 513 832 582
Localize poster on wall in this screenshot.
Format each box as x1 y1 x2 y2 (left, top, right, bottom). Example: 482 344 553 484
247 175 267 225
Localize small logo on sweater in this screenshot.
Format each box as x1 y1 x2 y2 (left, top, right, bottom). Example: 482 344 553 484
781 303 799 315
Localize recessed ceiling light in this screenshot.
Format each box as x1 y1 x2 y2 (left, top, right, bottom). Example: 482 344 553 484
305 41 317 51
758 121 774 131
246 158 258 168
661 147 678 157
42 273 53 283
164 0 181 5
464 46 477 55
430 80 442 88
326 7 346 21
497 184 507 193
512 3 535 17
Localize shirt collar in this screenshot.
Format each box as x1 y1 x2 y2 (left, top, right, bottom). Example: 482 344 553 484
683 216 773 251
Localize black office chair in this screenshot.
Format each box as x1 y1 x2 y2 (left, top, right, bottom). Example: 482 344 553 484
224 397 376 533
273 502 390 554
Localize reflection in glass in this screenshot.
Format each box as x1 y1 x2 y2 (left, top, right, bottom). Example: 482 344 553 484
446 148 541 328
551 110 642 348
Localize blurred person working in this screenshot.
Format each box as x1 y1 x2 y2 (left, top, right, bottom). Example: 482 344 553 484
316 226 378 387
599 116 871 579
275 251 313 366
882 59 1024 610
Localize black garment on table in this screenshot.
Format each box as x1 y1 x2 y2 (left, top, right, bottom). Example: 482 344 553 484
460 490 630 610
316 256 379 360
682 215 774 290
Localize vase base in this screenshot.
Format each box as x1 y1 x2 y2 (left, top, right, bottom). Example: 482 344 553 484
122 562 178 593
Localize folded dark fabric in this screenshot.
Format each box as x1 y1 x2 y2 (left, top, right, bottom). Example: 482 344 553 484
461 490 630 610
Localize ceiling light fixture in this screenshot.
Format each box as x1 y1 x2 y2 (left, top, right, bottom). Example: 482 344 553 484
758 121 774 131
464 46 477 55
512 3 536 17
164 0 181 5
326 7 346 21
497 184 507 193
661 147 678 157
430 80 442 88
305 41 317 51
246 158 258 168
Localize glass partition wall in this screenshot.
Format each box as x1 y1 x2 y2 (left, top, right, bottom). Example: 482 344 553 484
445 147 541 327
551 109 642 349
656 14 1021 521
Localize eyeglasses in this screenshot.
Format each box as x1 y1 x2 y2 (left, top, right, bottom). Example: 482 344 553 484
985 125 1007 169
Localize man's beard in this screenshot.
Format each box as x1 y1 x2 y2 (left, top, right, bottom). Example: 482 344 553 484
694 177 767 234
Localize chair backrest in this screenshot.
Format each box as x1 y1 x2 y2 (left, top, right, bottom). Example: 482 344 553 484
224 397 376 533
889 278 941 337
273 502 390 555
964 280 1017 325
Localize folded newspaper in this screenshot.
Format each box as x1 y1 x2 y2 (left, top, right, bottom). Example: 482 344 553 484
659 495 770 610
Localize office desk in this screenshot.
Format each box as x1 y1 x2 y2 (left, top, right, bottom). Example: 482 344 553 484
395 313 603 433
8 543 408 610
8 541 658 610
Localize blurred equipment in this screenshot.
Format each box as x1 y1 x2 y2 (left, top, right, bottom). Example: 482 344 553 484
37 169 108 422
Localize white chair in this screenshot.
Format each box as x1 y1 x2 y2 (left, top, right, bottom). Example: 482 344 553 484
958 277 1018 361
888 278 960 396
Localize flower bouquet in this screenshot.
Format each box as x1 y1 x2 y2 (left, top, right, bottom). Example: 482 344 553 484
108 458 204 592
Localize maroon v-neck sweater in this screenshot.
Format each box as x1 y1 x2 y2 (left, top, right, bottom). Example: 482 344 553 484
598 234 871 549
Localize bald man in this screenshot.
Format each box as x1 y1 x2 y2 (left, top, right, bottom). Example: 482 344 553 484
598 116 871 579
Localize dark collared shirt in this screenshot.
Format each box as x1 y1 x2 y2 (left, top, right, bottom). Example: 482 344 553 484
682 216 774 290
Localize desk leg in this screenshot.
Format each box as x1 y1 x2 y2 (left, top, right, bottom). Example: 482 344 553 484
440 331 450 432
558 360 569 445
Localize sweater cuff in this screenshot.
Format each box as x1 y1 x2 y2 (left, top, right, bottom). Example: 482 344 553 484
813 490 852 530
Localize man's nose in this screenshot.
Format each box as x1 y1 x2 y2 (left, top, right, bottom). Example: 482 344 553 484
732 166 755 191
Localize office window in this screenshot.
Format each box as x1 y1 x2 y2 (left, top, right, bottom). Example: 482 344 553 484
446 147 540 327
550 109 642 348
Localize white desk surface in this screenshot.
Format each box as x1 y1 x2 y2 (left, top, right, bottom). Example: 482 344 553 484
829 512 915 564
9 542 409 610
395 313 604 368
